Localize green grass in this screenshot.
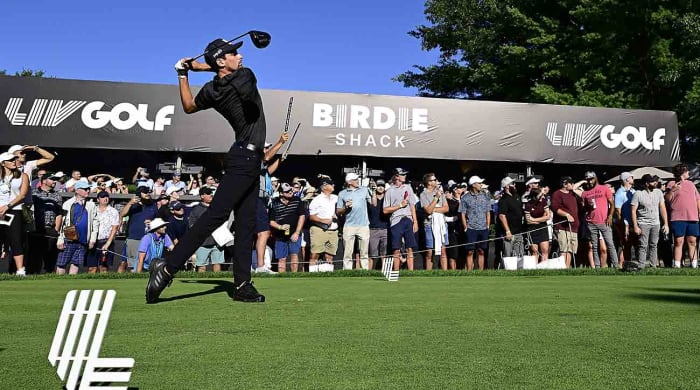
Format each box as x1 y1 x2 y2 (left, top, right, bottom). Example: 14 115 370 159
1 274 699 389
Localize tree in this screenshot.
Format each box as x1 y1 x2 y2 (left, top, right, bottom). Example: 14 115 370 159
0 68 46 77
397 0 700 161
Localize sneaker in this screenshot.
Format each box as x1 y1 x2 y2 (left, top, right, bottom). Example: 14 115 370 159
16 267 26 277
146 258 173 304
254 266 277 274
233 281 265 303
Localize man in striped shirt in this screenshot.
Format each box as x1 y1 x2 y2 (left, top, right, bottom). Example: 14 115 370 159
269 183 306 272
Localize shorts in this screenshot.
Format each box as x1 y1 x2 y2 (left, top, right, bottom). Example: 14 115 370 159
57 242 86 268
84 239 114 267
424 223 449 249
124 238 141 267
465 228 488 251
274 238 302 259
390 217 418 250
256 197 270 233
194 246 225 266
310 226 339 255
446 229 459 259
527 223 549 245
556 230 578 254
671 221 699 237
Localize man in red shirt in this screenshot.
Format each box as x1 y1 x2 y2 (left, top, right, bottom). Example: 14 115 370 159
550 176 585 268
581 171 618 268
664 164 700 268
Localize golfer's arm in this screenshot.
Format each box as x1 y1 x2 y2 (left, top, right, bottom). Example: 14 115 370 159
178 78 198 114
631 205 639 228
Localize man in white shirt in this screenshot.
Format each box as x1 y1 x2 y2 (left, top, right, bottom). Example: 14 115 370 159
309 177 339 269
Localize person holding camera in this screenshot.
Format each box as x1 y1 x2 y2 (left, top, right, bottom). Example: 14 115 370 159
119 186 158 272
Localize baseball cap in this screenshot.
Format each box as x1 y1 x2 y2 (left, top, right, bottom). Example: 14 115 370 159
270 176 279 182
393 167 409 176
345 172 360 182
7 145 23 154
620 172 633 182
468 176 485 186
376 179 386 186
157 193 169 201
200 186 214 196
264 142 273 148
584 171 597 179
320 177 335 187
280 183 293 192
97 191 110 198
204 39 243 69
74 181 90 190
0 152 16 162
169 200 183 210
137 186 151 194
525 177 540 186
560 176 573 186
448 183 457 192
501 176 515 189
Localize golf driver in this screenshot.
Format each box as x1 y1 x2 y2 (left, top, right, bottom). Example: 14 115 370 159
190 30 271 62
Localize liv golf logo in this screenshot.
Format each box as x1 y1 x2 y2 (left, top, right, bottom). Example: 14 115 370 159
49 290 134 389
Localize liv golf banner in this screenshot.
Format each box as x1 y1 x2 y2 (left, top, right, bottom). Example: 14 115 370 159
0 75 680 166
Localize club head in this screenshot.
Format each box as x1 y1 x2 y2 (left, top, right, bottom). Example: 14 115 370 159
249 30 271 48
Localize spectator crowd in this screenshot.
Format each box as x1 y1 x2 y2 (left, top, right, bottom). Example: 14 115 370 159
1 143 699 276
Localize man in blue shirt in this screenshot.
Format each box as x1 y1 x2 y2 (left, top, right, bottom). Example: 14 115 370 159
614 172 636 269
120 186 158 272
459 176 491 270
336 173 371 270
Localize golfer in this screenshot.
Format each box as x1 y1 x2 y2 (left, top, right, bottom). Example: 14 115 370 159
146 38 267 303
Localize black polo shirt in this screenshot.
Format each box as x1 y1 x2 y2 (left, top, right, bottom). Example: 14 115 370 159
497 192 524 234
194 68 266 149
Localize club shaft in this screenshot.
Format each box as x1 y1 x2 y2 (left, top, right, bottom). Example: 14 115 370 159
191 31 250 61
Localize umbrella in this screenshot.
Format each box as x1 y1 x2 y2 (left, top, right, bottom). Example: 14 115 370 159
605 166 674 183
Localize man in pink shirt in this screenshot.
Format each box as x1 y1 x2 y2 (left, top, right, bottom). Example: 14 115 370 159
664 164 700 268
581 171 618 268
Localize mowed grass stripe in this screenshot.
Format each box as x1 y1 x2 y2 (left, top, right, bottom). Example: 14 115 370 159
1 277 698 389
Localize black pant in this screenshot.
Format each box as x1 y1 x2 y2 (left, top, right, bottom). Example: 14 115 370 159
28 229 59 273
166 143 260 284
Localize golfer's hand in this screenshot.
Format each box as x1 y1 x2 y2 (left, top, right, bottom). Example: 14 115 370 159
399 200 407 208
101 243 110 252
662 225 669 235
634 226 641 235
279 132 289 144
413 222 419 233
606 215 613 227
291 232 299 242
566 213 575 223
57 242 65 250
174 59 189 76
505 232 513 241
89 241 95 250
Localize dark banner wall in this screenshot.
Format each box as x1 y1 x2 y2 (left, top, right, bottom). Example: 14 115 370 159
0 75 680 166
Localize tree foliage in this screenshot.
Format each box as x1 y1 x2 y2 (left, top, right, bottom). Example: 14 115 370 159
397 0 700 160
0 68 46 77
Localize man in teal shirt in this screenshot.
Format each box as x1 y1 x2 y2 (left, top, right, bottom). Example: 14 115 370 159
336 173 371 270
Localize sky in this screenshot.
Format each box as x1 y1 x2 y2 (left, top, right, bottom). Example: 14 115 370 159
0 0 439 97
